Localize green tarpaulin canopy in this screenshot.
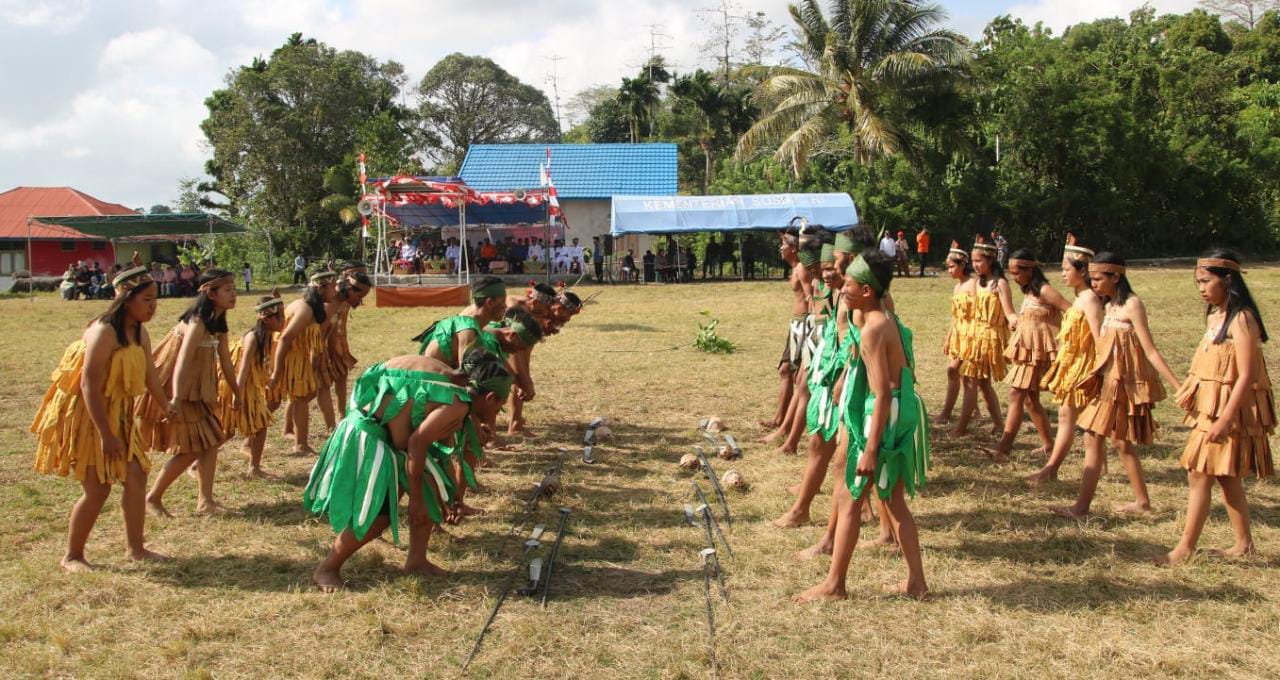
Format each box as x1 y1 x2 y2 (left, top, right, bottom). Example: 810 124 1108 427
32 212 246 238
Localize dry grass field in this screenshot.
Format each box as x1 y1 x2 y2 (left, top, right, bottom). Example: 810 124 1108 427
2 266 1280 679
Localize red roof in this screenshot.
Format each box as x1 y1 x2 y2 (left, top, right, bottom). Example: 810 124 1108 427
0 186 137 240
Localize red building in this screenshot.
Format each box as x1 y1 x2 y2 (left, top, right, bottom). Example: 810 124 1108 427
0 186 141 276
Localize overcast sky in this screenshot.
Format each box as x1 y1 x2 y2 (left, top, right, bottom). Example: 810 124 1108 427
0 0 1199 209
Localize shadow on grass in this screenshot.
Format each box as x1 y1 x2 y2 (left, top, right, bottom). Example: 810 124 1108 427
146 553 316 592
938 530 1169 565
946 574 1262 611
578 323 660 333
231 499 311 526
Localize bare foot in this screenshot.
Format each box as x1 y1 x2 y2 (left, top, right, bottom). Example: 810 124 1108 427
793 541 832 561
772 508 810 528
455 503 485 518
792 580 847 602
758 429 782 444
60 555 94 573
195 500 228 516
146 498 173 519
757 418 779 430
949 426 967 438
858 534 898 551
404 560 449 577
313 566 344 592
1154 548 1194 566
773 445 798 456
932 414 951 426
1210 543 1258 560
1051 505 1088 520
247 467 270 480
1025 468 1057 487
881 580 930 601
1113 502 1152 516
979 446 1009 464
1028 445 1050 457
128 548 171 563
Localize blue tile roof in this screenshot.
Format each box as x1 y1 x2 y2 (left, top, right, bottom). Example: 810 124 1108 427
459 143 677 200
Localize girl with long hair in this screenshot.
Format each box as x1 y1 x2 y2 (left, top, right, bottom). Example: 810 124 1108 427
32 267 173 570
1053 252 1181 519
140 269 240 517
934 241 974 425
1160 250 1274 564
321 265 373 417
218 294 285 477
1028 235 1104 485
952 235 1012 438
270 270 339 456
989 248 1068 461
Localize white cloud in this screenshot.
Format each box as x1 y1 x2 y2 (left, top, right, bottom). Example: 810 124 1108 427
1007 0 1201 33
0 0 89 30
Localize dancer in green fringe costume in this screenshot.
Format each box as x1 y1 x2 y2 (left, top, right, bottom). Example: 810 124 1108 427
412 276 509 363
305 350 512 591
795 250 931 602
769 234 826 456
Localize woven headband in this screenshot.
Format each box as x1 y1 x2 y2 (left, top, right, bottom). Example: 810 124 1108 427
198 274 235 293
1064 245 1095 259
255 297 284 313
1197 257 1241 272
310 271 337 284
1088 263 1126 275
1007 258 1039 270
845 254 885 295
112 266 153 297
972 243 997 255
529 288 555 306
556 293 581 311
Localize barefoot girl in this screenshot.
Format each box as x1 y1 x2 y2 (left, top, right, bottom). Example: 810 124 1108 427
953 236 1012 438
990 249 1068 461
935 241 973 425
1160 250 1274 564
141 269 239 517
320 266 373 420
271 270 338 456
304 349 512 590
219 295 284 477
32 266 172 570
1028 235 1103 485
1053 252 1181 519
794 250 930 602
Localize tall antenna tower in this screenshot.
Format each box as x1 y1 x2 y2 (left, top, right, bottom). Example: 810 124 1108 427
696 0 747 83
544 54 565 136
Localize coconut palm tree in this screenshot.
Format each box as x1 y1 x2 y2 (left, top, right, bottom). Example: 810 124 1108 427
618 76 659 143
673 70 758 193
736 0 968 176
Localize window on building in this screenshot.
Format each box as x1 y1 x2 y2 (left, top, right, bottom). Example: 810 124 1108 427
91 241 107 251
61 241 76 251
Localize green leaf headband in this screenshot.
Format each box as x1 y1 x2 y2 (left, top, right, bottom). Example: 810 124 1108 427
820 243 836 264
508 318 540 347
462 351 515 400
797 247 821 269
844 254 885 295
473 280 506 300
833 231 857 254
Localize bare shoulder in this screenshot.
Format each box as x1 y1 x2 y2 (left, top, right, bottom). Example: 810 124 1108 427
1232 307 1261 338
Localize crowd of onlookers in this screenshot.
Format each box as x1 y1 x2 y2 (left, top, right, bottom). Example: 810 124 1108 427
387 234 601 276
59 259 213 300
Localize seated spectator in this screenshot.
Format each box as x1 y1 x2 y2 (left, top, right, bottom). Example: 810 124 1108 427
74 262 93 298
622 249 638 283
178 264 197 296
510 237 528 274
479 239 498 273
526 252 546 274
529 238 545 264
60 265 79 300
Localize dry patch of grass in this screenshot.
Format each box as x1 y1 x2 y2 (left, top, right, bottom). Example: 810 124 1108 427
2 267 1279 678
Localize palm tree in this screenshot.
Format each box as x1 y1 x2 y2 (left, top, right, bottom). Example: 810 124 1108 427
618 76 659 143
736 0 968 176
673 70 757 193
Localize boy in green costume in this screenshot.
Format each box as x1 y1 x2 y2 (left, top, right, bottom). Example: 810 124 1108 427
304 350 512 591
795 249 930 602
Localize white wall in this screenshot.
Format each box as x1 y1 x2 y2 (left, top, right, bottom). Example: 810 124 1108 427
562 198 653 257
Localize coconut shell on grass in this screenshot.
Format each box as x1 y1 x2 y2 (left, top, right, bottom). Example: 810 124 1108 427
721 469 747 490
678 453 700 470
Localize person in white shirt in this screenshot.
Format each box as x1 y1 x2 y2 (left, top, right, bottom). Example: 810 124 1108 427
528 239 545 263
568 238 585 273
879 233 897 258
444 239 460 274
552 240 572 272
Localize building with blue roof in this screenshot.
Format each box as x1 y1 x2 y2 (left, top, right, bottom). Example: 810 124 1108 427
459 143 677 252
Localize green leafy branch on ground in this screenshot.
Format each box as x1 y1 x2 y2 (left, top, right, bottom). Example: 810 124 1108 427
695 310 737 354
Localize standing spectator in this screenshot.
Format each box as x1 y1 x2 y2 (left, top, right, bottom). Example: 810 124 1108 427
915 226 930 277
162 264 178 297
993 229 1009 268
592 236 605 282
879 230 897 259
642 248 656 283
742 236 756 280
150 262 164 296
894 230 911 276
444 237 460 274
293 252 306 284
622 248 637 283
242 262 252 292
703 236 719 280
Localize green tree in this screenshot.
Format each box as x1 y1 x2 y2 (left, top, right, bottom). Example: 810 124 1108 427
672 69 756 193
618 76 660 142
200 34 415 258
735 0 969 175
416 53 559 172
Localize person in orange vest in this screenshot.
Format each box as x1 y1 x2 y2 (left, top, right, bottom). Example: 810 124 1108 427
916 226 930 277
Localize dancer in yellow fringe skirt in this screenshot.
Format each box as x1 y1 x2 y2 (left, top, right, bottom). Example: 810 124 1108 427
989 248 1068 461
1029 234 1103 485
31 266 172 570
219 294 285 477
141 269 239 517
321 263 373 419
1053 252 1181 519
1160 250 1275 564
935 240 974 425
952 235 1014 437
271 269 339 455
